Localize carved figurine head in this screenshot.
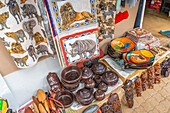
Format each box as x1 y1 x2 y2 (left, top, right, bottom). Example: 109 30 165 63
148 66 155 73
123 79 133 90
154 63 161 74
135 76 141 87
141 72 146 81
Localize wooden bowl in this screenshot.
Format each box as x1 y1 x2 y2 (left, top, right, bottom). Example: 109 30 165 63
92 62 106 75
76 88 94 106
94 90 105 101
98 82 108 92
61 80 80 91
84 79 95 89
81 67 93 81
102 71 119 86
93 75 102 88
54 90 74 108
61 66 82 84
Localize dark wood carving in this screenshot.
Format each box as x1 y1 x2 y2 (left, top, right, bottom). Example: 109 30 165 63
147 66 155 89
141 72 147 91
135 76 142 96
154 63 161 84
94 90 105 101
123 79 134 108
47 72 62 93
93 75 102 88
98 82 108 92
108 93 122 113
100 103 114 113
84 78 95 89
161 58 170 77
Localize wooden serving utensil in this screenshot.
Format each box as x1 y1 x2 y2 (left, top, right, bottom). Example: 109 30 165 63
44 100 50 113
49 100 57 112
38 103 47 113
37 89 46 103
32 96 40 113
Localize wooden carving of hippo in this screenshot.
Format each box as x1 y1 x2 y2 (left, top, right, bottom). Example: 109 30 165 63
67 39 96 59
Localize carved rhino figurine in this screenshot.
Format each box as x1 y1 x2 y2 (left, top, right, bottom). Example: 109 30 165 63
66 39 96 59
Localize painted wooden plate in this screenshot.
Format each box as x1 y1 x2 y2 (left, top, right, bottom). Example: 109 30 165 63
123 50 155 64
111 37 136 53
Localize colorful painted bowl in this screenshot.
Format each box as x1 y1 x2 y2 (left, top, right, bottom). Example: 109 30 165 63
107 37 136 61
123 49 155 69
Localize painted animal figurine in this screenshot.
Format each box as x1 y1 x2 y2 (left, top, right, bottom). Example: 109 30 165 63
0 37 10 47
135 76 142 97
36 45 50 55
5 29 27 42
21 4 38 19
108 93 122 113
5 0 23 24
0 12 10 30
33 32 47 45
154 63 161 84
103 11 114 20
123 79 134 108
13 55 28 67
60 2 93 27
66 39 96 59
147 66 155 89
141 72 147 91
27 45 37 62
23 19 36 40
8 42 25 54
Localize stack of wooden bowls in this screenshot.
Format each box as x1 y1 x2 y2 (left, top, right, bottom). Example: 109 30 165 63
61 66 82 91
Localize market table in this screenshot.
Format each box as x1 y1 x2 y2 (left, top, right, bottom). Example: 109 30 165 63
62 47 170 113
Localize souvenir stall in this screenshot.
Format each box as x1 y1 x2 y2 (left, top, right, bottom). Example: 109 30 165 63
0 0 169 113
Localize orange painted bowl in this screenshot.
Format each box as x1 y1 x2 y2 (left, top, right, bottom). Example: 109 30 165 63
123 49 155 69
107 37 136 61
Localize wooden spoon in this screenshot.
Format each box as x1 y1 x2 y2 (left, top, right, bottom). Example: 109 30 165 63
38 103 47 113
49 100 57 112
44 100 50 113
37 89 46 103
